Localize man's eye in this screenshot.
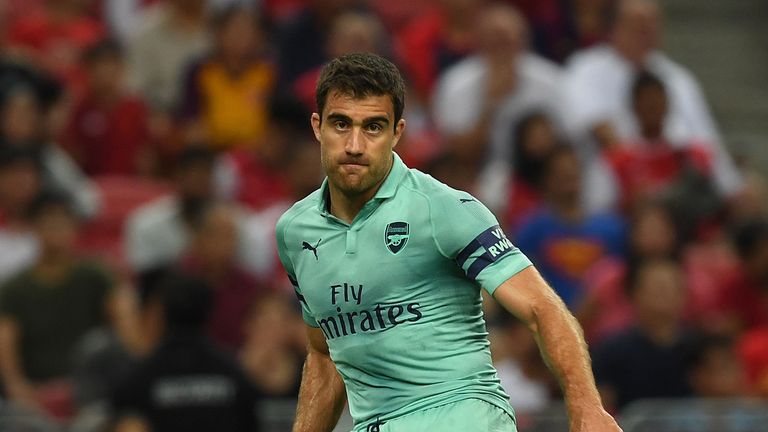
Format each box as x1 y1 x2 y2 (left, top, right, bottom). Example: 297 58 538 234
333 121 349 130
366 123 383 133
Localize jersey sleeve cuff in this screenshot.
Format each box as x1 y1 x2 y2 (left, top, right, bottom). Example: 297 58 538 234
478 255 533 295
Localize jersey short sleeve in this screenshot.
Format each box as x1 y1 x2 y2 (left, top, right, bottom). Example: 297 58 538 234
275 213 319 327
429 189 532 295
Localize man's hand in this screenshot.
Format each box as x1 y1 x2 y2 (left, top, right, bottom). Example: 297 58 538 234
571 408 623 432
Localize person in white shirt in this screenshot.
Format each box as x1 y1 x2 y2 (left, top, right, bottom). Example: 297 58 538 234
431 3 564 214
563 0 742 210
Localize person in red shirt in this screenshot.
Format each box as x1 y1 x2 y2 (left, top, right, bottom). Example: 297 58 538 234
716 220 768 333
64 39 152 177
6 0 105 95
604 71 715 212
394 0 480 101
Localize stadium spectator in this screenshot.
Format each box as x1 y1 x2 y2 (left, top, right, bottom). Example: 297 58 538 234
604 71 718 213
239 293 304 397
179 202 265 351
275 0 362 91
178 5 275 150
213 99 317 211
124 146 216 271
592 258 693 410
0 147 41 285
291 10 387 112
395 0 481 101
111 272 261 432
5 0 105 94
64 39 153 177
504 112 559 230
685 333 746 398
714 220 768 333
0 83 100 218
563 0 742 209
738 327 768 397
126 0 210 112
0 191 114 415
432 3 563 211
579 199 737 343
514 146 626 308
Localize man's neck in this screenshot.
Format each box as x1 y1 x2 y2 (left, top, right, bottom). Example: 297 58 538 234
35 253 73 282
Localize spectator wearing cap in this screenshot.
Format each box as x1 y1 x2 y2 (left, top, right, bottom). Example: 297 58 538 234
64 39 153 177
0 191 115 416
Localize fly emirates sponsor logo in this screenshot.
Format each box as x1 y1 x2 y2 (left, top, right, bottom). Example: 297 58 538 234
317 283 423 340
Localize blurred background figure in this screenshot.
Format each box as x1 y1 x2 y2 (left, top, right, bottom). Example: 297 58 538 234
178 5 274 150
125 146 215 271
178 202 266 352
239 293 304 398
685 333 746 398
0 81 100 218
0 147 41 285
514 146 626 308
563 0 742 211
127 0 210 113
592 258 693 411
432 3 562 212
64 38 153 177
111 272 260 432
0 191 115 419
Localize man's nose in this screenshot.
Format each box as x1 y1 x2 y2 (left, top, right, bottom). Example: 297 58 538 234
345 127 364 155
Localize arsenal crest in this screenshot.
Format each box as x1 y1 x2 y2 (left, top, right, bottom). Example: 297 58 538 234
385 222 410 255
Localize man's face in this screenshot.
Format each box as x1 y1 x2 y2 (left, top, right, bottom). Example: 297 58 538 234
634 84 667 131
311 91 404 197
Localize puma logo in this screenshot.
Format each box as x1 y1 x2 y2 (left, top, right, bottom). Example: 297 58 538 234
460 198 476 203
302 239 322 260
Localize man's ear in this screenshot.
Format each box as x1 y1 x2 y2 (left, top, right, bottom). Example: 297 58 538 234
392 118 406 149
311 113 322 142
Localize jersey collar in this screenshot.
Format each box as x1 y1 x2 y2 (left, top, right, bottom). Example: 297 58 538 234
318 152 407 216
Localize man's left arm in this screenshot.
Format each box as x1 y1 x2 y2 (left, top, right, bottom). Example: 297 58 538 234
492 266 621 432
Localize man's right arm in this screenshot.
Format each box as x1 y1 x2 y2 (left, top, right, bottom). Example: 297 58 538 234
292 326 346 432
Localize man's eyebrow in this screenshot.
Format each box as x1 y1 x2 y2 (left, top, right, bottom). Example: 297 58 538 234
326 113 353 122
325 113 390 125
363 116 390 125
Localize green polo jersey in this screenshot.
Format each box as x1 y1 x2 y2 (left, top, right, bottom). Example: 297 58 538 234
275 153 532 430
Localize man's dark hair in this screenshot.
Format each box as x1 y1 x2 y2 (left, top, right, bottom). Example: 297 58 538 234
26 189 75 221
631 70 666 102
315 53 406 130
161 273 214 333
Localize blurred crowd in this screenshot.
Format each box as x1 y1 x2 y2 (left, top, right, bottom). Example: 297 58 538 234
0 0 766 430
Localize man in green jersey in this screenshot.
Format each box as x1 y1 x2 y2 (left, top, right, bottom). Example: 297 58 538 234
275 53 621 432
